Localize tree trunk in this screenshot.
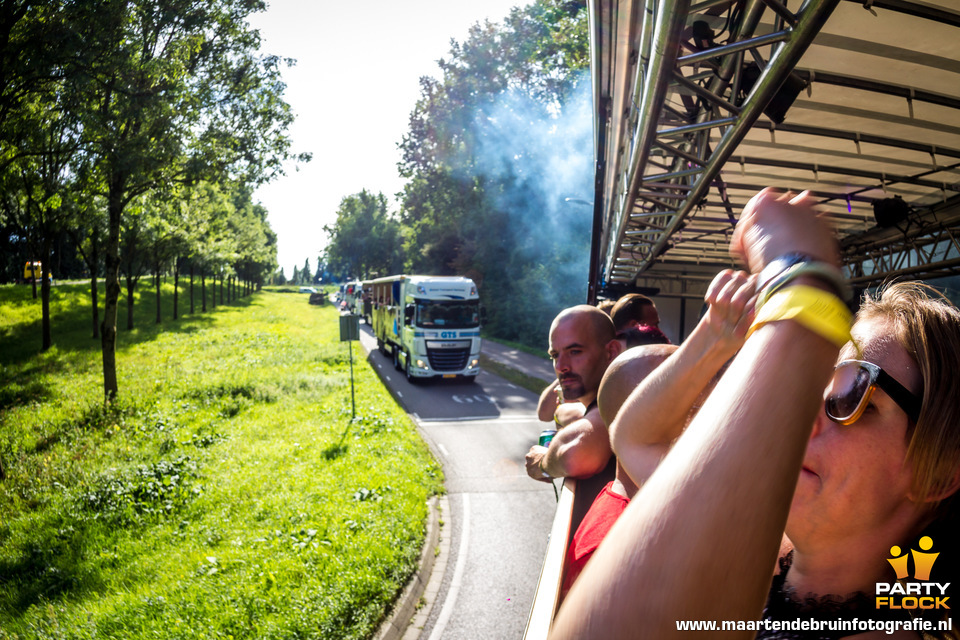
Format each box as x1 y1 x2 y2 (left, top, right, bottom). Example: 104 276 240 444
91 272 100 339
155 265 161 325
40 237 53 351
173 258 180 320
189 263 194 314
126 273 135 331
201 270 207 312
219 273 223 305
102 186 123 402
90 235 100 339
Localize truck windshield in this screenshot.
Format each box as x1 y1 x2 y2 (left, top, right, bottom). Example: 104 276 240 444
415 300 480 329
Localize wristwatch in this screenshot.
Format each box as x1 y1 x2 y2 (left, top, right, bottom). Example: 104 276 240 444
757 253 812 293
757 252 851 303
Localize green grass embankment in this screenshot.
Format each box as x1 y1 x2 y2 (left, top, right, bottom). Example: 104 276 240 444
0 283 444 639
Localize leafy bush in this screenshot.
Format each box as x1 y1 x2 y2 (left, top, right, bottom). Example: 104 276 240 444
77 456 201 524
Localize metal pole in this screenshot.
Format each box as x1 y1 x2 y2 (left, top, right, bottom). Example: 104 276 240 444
349 339 356 420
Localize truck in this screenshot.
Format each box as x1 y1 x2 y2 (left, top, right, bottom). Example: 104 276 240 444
339 280 363 314
368 275 481 381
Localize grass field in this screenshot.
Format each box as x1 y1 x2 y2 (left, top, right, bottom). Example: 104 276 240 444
0 282 444 639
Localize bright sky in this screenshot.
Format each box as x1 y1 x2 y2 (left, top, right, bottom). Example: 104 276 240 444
249 0 530 278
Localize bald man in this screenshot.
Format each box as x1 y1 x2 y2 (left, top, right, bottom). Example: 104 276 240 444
526 305 622 482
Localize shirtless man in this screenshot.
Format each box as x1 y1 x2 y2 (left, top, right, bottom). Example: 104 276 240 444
526 305 622 481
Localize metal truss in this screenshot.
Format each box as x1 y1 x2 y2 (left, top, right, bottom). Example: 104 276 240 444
589 0 960 300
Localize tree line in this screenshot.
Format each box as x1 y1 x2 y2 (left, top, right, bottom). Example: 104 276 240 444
0 0 306 400
320 0 593 349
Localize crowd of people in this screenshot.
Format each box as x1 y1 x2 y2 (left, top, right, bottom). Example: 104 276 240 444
527 188 960 639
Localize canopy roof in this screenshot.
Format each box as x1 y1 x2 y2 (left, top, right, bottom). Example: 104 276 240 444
587 0 960 301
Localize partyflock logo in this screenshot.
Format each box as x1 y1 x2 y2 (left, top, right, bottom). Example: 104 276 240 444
876 536 950 610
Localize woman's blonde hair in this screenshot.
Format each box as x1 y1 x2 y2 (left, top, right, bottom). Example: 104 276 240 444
857 281 960 506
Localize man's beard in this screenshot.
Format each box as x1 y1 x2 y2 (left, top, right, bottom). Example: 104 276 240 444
559 375 586 401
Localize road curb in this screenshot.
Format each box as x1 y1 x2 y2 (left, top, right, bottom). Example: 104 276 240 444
376 494 447 640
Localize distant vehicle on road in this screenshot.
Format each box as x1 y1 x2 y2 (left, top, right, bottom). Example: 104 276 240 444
340 280 363 314
22 261 52 284
368 275 481 381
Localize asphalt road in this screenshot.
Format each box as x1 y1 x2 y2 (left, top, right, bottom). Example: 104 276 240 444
357 324 556 639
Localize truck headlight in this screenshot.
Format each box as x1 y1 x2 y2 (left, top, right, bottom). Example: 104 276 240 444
470 358 479 368
416 359 427 369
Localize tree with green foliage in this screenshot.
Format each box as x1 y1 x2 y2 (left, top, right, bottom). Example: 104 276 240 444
229 183 277 293
323 190 404 281
395 0 591 347
57 0 303 401
0 89 82 350
301 258 311 285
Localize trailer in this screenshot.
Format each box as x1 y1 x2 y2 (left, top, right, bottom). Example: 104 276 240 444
339 280 363 314
368 275 481 381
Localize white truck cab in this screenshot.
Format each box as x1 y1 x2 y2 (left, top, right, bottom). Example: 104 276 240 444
368 275 481 381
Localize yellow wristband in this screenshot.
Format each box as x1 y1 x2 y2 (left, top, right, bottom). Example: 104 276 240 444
747 285 853 348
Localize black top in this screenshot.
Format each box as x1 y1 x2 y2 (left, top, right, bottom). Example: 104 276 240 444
755 553 920 640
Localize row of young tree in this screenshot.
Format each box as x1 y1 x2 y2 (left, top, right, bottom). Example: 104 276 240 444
0 0 305 401
276 257 322 286
321 0 594 348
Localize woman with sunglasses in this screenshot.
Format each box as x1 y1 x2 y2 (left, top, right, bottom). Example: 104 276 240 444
550 189 960 639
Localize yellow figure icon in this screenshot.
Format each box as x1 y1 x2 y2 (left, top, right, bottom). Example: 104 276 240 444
911 536 939 581
887 545 910 580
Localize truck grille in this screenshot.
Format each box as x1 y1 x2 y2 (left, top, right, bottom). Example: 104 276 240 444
427 347 470 372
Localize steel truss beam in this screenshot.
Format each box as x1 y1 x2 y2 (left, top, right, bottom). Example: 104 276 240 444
601 0 841 287
591 0 960 299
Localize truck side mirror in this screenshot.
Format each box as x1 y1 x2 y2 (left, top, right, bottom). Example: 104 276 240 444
404 304 415 326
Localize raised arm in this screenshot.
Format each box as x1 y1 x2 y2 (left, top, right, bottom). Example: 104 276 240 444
551 189 844 639
537 379 562 422
610 269 756 484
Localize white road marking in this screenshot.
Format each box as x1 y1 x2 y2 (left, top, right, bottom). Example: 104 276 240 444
437 443 450 458
417 415 533 424
428 493 470 640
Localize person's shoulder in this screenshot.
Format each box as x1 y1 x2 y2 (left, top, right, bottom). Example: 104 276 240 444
580 402 607 428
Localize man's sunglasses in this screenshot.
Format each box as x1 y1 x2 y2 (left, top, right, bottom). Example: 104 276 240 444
825 359 923 426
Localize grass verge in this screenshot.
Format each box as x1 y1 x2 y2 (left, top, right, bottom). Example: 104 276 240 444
0 283 444 639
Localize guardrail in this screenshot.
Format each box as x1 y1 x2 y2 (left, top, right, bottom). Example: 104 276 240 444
523 463 617 638
524 477 576 639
